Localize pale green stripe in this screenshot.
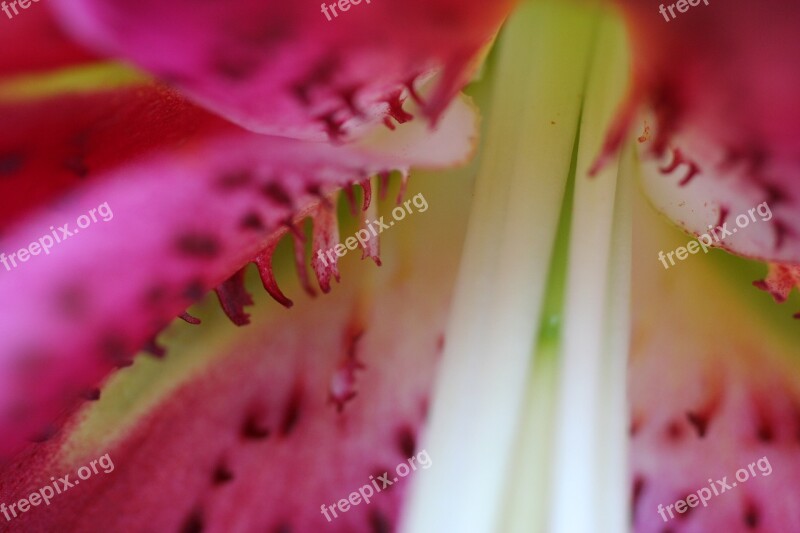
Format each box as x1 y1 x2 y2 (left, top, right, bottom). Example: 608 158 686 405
400 2 597 532
0 62 148 102
550 11 631 533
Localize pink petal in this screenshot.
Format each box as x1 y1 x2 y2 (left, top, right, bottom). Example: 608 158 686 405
49 0 513 140
0 85 227 229
0 187 461 532
631 200 800 532
609 0 800 264
0 6 97 76
0 90 477 459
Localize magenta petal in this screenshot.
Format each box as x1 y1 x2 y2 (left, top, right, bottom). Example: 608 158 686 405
612 0 800 264
0 94 476 458
0 260 453 531
0 85 227 230
0 6 97 76
49 0 513 140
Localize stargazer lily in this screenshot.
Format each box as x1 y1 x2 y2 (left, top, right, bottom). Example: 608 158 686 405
0 0 799 532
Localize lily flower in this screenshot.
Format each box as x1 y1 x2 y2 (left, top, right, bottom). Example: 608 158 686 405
1 0 799 532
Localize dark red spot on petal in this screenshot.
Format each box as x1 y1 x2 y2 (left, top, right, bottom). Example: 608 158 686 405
100 334 133 368
630 415 643 437
368 509 391 533
81 388 101 401
0 152 24 176
686 411 710 438
631 475 646 521
212 53 261 81
216 170 252 191
212 461 234 485
180 508 204 533
29 424 57 443
756 415 775 443
240 212 265 231
176 234 222 259
279 388 302 437
183 280 206 302
144 285 169 307
54 285 89 319
665 420 685 442
772 219 792 250
63 154 89 178
744 500 760 529
396 426 416 458
241 412 271 440
261 182 294 208
716 206 730 229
